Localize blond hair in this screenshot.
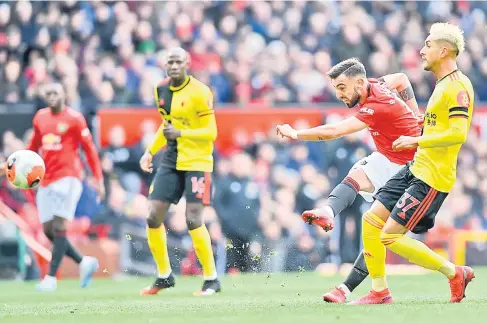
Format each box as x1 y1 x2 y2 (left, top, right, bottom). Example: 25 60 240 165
429 22 465 55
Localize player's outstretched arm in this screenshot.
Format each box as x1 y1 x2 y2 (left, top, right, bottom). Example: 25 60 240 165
379 73 420 117
276 116 367 141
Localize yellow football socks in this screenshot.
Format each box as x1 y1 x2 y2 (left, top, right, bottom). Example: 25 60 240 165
147 225 172 278
189 225 218 280
380 232 456 278
362 211 388 291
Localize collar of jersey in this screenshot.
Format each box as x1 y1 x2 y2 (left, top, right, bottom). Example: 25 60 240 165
170 76 191 91
436 69 459 84
356 83 372 108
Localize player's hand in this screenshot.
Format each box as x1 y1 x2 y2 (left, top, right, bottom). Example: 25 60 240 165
276 124 298 139
96 181 106 201
162 122 181 140
392 135 419 151
140 151 153 173
417 114 425 128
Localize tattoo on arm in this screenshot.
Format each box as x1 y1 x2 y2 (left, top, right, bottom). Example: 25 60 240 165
318 136 324 141
398 86 415 101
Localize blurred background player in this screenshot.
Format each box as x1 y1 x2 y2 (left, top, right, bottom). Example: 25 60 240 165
139 47 221 296
352 22 475 305
26 82 104 292
276 58 422 302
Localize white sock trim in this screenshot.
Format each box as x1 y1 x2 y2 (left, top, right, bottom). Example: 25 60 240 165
203 273 218 281
158 271 172 279
338 283 351 298
325 205 335 218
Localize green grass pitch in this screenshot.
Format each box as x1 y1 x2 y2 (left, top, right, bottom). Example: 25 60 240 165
1 268 486 323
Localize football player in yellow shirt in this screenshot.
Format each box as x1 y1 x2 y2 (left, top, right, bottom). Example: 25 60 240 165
139 47 220 296
351 23 475 305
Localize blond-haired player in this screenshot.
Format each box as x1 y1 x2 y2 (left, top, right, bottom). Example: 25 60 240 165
350 22 475 305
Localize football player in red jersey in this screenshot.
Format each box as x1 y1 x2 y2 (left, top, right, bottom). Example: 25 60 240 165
276 58 422 303
26 82 104 292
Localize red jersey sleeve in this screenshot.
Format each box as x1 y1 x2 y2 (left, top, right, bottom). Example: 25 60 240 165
26 113 42 152
76 115 103 182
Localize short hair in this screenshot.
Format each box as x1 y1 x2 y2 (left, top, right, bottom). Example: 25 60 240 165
327 58 366 79
429 22 465 56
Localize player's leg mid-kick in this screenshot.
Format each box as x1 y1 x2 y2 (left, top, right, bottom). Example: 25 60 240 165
351 164 474 305
350 22 476 305
303 167 373 303
277 57 421 303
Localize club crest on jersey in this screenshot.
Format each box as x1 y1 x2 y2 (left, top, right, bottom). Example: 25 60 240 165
57 123 69 134
456 91 470 108
359 107 374 115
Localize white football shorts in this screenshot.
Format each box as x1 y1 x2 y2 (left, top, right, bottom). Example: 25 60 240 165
36 176 83 224
351 152 405 202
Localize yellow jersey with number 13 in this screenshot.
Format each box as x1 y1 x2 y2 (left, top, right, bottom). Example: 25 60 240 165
410 70 474 193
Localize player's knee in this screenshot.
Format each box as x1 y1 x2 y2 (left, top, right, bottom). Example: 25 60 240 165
43 222 54 240
52 216 67 232
185 203 203 230
147 201 170 228
347 168 374 193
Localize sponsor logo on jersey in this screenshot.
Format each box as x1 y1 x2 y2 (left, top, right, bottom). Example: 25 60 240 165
359 107 374 115
42 133 62 151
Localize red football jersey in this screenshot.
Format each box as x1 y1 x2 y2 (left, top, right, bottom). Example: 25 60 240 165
26 107 102 186
355 79 422 165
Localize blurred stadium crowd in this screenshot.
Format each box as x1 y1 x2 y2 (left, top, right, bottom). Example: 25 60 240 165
2 0 487 111
1 0 487 277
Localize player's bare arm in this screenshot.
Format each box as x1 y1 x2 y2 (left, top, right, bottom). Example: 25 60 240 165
276 116 367 141
379 73 420 117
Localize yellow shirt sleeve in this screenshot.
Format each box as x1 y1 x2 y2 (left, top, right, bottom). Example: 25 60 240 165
180 87 217 141
418 81 471 148
147 83 168 155
147 123 167 155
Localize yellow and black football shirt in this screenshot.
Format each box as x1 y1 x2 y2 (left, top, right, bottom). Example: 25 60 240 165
411 70 474 192
147 75 217 172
